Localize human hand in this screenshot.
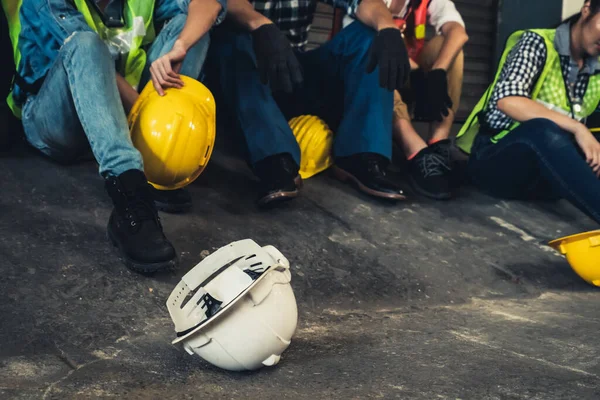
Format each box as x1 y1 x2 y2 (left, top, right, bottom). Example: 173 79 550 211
422 69 453 122
150 40 187 96
251 23 303 93
574 124 600 177
366 27 411 91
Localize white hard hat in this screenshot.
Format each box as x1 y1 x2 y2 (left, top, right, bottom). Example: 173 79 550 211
167 239 298 371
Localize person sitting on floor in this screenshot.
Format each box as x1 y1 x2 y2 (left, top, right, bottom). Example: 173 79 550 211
456 0 600 225
204 0 412 207
342 0 468 200
2 0 225 273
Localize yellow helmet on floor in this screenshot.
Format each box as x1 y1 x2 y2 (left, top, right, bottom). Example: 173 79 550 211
128 75 216 190
548 230 600 287
288 115 334 179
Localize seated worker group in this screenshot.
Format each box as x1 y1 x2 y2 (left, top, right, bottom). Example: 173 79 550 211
5 0 600 276
2 0 418 274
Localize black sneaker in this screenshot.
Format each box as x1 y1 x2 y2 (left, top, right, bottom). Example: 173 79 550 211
429 139 453 170
150 186 192 213
333 153 406 200
253 153 303 208
407 147 452 200
105 170 178 274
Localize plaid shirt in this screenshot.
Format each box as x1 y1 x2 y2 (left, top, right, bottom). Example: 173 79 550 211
252 0 361 49
484 22 600 131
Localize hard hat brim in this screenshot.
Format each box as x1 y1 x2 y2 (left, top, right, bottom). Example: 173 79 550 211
548 229 600 250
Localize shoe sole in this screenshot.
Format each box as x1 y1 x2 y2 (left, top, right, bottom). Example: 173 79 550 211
407 174 452 201
107 229 178 275
332 166 407 200
257 176 303 208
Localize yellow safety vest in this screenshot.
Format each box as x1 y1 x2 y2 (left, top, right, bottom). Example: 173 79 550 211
1 0 156 118
456 28 600 154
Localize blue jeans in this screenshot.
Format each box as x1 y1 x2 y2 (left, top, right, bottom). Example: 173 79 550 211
206 20 393 166
468 118 600 224
21 14 209 178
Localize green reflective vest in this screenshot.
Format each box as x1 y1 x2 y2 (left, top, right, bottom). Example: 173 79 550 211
1 0 156 118
456 28 600 154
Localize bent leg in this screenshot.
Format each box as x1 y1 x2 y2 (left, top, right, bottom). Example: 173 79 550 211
314 21 393 160
21 32 142 177
205 26 301 166
469 118 600 223
417 35 464 142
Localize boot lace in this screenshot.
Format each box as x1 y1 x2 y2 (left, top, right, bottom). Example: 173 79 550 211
417 153 449 178
121 191 160 232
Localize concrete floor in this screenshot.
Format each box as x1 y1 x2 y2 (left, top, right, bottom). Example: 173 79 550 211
1 139 599 399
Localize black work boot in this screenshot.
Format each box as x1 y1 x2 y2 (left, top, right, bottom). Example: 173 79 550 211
105 170 178 274
333 153 406 200
254 153 303 208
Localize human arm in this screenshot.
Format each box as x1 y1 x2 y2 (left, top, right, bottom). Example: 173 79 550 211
498 97 600 175
28 1 139 111
432 22 468 70
150 0 225 95
225 0 271 30
116 74 139 115
353 0 397 31
493 32 600 174
429 0 469 70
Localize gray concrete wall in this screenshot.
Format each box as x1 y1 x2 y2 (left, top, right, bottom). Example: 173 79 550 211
494 0 563 64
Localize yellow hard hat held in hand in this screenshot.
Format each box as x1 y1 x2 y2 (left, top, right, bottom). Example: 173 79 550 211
288 115 334 179
128 75 216 190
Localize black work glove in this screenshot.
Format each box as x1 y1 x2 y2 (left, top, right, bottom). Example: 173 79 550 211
251 23 303 93
414 69 453 122
366 28 411 92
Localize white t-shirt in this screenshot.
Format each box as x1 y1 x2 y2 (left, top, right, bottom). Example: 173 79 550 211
342 0 465 35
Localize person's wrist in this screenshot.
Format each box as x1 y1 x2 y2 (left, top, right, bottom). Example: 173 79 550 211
249 17 273 31
174 38 192 52
377 22 400 32
572 122 589 137
431 64 449 72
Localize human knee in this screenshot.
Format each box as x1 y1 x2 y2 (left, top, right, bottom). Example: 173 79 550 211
46 139 91 164
63 31 107 53
530 118 571 149
62 31 111 63
342 22 376 57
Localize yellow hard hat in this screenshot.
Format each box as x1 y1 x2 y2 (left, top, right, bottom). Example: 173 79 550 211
128 75 216 190
548 230 600 287
288 115 334 179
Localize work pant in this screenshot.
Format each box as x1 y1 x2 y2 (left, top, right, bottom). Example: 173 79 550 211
468 118 600 224
20 14 209 178
393 35 464 121
205 20 394 167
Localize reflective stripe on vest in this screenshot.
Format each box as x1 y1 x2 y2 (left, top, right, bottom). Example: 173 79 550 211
456 28 600 154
